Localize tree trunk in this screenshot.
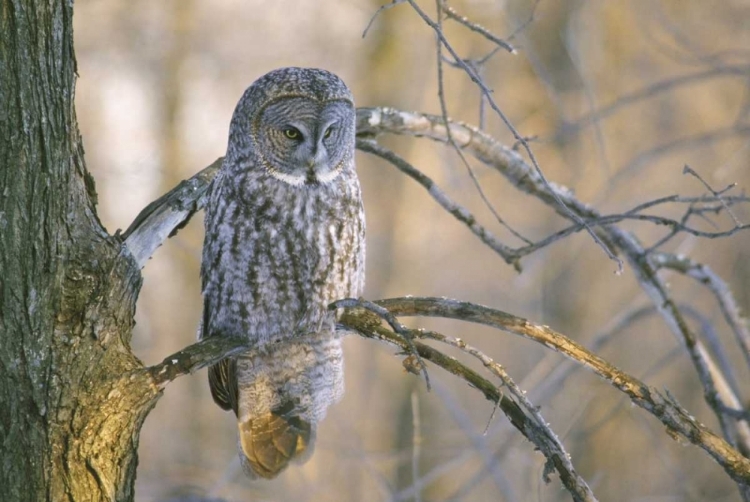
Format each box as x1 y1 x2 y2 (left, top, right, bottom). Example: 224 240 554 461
0 1 159 500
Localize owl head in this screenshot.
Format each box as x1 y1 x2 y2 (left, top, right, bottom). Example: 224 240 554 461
226 67 356 186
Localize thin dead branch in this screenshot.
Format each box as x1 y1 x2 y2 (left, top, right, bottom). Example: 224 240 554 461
368 296 750 487
406 0 623 271
334 302 598 502
653 252 750 375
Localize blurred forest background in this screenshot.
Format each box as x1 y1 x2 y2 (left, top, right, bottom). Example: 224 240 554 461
72 1 750 500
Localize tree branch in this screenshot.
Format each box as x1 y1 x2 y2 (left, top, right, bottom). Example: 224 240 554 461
368 296 750 487
406 0 623 271
335 304 598 502
438 0 516 53
122 157 222 268
354 106 750 458
135 297 597 500
356 139 521 269
653 252 750 374
145 335 250 388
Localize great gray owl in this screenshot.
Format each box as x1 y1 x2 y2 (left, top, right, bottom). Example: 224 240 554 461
200 67 365 479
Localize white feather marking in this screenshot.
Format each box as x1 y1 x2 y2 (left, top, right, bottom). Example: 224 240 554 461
268 170 307 186
315 166 344 184
267 165 343 186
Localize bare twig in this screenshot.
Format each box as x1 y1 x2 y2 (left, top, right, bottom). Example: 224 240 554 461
438 0 516 53
681 304 744 400
506 0 541 42
355 107 750 453
406 0 623 272
612 230 750 455
418 328 587 490
433 0 531 247
514 205 750 259
683 165 743 227
362 0 407 39
525 304 657 407
356 139 520 269
653 252 750 374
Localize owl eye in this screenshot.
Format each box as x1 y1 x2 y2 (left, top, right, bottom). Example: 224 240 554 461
283 127 301 140
323 126 334 139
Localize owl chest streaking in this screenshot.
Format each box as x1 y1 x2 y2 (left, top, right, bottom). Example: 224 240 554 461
200 67 365 479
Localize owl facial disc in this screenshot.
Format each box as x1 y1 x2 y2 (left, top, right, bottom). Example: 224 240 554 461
254 96 355 187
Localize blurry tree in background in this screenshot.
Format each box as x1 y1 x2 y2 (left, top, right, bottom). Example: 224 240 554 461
2 0 750 501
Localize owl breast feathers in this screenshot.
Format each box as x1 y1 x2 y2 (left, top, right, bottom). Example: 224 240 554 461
199 67 365 478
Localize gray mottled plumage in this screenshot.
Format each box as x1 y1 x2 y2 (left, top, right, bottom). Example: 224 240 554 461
200 68 365 479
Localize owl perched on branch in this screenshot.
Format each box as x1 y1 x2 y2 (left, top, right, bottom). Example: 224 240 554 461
200 67 365 479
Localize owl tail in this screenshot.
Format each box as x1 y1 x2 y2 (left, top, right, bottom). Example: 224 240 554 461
238 402 313 479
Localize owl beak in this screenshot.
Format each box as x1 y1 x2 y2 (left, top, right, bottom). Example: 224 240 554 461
306 155 326 173
307 140 327 168
303 144 330 184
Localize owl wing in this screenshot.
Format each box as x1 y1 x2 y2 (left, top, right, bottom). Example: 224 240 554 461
208 358 239 414
202 297 240 414
200 178 240 414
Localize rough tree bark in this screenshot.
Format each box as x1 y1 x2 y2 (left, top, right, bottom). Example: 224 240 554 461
0 1 159 500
